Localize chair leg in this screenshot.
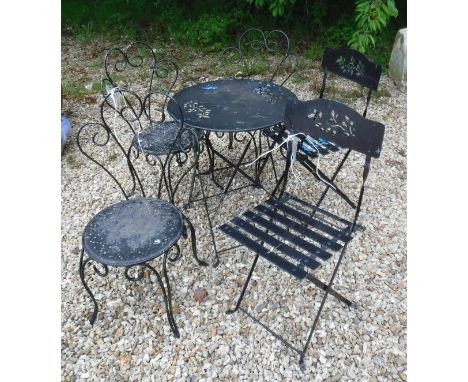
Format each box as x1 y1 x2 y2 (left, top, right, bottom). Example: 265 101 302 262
306 273 355 308
198 174 221 267
162 253 180 338
223 135 253 194
314 149 351 211
79 249 100 325
125 261 180 338
227 254 260 314
185 155 198 208
256 134 280 188
299 245 349 367
205 135 224 189
182 213 208 266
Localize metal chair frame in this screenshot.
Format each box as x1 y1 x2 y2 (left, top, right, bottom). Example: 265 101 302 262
219 98 385 367
102 41 179 98
218 28 297 151
258 47 382 206
77 91 207 337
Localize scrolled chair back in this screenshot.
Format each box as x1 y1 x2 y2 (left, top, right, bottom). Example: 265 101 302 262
102 41 179 99
78 90 197 204
219 28 296 86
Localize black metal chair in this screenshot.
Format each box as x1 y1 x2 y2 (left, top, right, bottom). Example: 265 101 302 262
219 98 385 367
98 85 202 205
216 28 297 181
101 41 204 157
219 28 296 86
77 90 207 338
261 47 382 205
102 41 178 96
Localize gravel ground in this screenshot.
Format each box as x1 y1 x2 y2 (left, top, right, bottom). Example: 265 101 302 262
61 38 407 381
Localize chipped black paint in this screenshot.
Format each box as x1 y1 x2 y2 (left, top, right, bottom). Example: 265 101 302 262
132 121 202 156
168 79 297 132
83 198 184 266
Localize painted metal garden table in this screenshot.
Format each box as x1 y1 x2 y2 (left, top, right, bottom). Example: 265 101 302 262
168 78 297 265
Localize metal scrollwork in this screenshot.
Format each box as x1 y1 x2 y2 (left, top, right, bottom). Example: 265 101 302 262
233 131 248 143
124 264 146 281
165 244 182 263
219 28 292 85
103 47 128 90
125 41 156 68
77 122 139 199
144 152 164 167
79 250 109 325
92 263 109 277
151 58 179 95
103 42 157 90
101 89 144 131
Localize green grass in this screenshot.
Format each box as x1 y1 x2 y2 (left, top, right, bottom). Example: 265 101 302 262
291 73 308 85
66 154 80 168
62 79 101 99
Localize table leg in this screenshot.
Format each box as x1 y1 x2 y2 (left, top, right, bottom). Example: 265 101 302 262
223 134 254 194
197 171 220 267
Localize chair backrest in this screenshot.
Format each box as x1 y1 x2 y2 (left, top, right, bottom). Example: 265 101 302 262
320 47 382 117
219 28 295 86
283 98 385 229
78 90 195 203
285 98 384 158
102 41 179 99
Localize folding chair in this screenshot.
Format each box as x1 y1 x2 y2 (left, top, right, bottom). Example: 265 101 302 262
260 47 382 205
219 98 385 367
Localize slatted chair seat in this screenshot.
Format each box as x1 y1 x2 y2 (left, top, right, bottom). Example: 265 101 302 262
220 193 353 279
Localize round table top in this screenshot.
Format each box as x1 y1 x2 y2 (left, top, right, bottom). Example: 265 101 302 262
168 79 297 133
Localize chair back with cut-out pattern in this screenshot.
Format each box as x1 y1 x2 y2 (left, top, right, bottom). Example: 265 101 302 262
284 98 384 159
283 98 385 229
320 47 382 117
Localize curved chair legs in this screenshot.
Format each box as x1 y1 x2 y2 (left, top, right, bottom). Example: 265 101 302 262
125 261 180 338
182 213 209 267
79 245 192 338
79 249 107 325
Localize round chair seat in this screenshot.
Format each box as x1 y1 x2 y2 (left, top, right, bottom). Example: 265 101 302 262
132 121 203 156
83 198 184 267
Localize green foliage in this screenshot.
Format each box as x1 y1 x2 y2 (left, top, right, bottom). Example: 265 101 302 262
348 0 398 52
62 0 406 66
248 0 297 17
291 73 308 84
